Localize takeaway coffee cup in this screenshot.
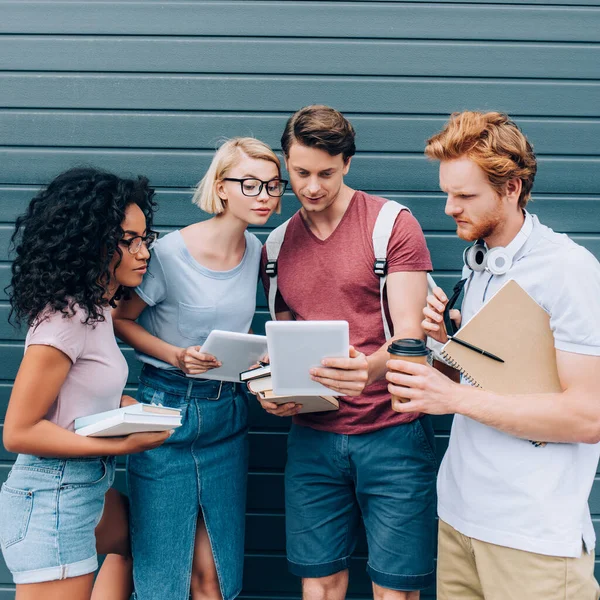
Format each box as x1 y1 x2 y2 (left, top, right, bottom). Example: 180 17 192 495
388 338 430 408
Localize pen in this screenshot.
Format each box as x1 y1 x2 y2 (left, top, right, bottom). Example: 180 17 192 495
447 336 505 363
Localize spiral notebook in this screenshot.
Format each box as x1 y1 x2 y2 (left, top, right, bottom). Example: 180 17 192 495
440 279 562 394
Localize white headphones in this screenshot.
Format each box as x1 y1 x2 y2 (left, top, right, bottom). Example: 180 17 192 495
463 214 533 276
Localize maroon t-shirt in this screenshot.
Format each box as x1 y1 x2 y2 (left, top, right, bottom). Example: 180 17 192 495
260 191 432 434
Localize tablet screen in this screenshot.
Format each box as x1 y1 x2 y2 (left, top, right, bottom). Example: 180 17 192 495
266 321 349 396
189 330 268 382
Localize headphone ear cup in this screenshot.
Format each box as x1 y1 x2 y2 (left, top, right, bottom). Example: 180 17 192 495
463 242 487 272
486 247 512 275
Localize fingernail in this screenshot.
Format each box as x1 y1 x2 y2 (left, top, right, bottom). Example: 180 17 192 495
168 429 175 436
321 360 328 366
309 369 316 376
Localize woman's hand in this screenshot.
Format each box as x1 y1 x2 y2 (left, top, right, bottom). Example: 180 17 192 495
120 394 139 408
117 430 172 455
422 287 462 344
175 346 221 374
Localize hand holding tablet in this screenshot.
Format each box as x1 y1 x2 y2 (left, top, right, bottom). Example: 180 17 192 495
187 330 268 382
266 321 350 396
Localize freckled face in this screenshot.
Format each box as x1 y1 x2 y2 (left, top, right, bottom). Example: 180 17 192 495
440 157 504 242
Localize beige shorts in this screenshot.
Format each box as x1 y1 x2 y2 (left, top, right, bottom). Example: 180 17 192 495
437 519 600 600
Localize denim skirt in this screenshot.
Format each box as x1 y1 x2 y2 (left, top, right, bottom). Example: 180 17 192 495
127 364 249 600
0 455 115 584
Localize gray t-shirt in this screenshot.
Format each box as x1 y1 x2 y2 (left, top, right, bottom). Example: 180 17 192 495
136 229 262 369
25 305 128 431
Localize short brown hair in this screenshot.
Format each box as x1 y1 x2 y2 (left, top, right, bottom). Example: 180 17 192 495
281 105 356 161
425 111 537 208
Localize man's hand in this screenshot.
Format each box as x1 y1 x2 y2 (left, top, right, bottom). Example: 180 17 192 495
120 394 139 408
176 346 221 374
257 398 302 417
386 358 462 414
309 346 369 397
422 287 461 344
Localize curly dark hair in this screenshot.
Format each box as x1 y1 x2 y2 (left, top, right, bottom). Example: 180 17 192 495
8 167 157 327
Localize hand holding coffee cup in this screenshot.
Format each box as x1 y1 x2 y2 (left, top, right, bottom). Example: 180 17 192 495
387 338 430 410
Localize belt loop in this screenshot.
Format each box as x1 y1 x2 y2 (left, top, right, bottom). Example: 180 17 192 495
186 379 193 402
213 380 223 401
205 380 224 401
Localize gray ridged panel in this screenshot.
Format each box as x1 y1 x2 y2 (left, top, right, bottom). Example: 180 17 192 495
2 187 599 232
2 111 600 156
3 37 600 79
0 2 598 41
1 149 599 194
1 73 599 116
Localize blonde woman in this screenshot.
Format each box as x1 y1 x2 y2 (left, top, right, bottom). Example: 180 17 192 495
112 138 286 600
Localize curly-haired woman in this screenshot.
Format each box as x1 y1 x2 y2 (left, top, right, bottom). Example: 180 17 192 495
112 138 286 600
0 167 170 600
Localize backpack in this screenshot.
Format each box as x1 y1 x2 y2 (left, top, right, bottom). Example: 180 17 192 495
264 201 436 340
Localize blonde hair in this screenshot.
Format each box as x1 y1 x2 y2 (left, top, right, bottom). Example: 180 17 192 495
192 137 282 214
425 111 537 208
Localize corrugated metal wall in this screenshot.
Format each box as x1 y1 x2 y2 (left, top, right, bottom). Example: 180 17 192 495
0 1 599 597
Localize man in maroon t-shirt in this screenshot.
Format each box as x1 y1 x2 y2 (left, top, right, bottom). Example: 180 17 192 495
259 105 437 600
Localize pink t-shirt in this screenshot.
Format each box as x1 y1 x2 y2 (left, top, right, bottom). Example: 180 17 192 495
261 191 432 435
25 305 128 431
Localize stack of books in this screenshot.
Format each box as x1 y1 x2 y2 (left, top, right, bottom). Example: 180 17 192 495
74 403 182 437
241 365 339 414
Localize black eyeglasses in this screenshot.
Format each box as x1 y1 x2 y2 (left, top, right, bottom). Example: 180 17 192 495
222 178 288 197
119 231 159 255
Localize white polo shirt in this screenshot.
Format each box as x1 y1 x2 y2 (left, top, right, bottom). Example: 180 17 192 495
437 212 600 558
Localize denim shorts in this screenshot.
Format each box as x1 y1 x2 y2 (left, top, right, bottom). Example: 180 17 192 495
0 454 115 584
127 365 249 600
285 418 437 591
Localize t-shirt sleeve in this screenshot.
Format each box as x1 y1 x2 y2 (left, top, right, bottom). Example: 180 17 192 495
550 246 600 356
260 245 290 314
135 244 168 307
27 310 87 363
386 210 433 274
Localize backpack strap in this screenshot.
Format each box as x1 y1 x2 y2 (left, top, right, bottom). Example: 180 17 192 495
266 204 438 342
265 218 292 320
373 201 438 339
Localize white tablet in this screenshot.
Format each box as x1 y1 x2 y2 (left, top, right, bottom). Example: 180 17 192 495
188 330 268 382
266 321 349 396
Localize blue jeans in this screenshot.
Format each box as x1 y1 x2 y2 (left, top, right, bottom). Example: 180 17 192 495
127 365 249 600
285 419 437 591
0 455 115 584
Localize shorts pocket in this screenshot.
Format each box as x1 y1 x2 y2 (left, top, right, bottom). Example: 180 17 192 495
412 417 438 465
177 303 216 343
0 484 33 548
60 458 108 490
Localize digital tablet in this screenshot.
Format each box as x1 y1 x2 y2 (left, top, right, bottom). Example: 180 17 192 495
266 321 349 396
188 330 268 382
